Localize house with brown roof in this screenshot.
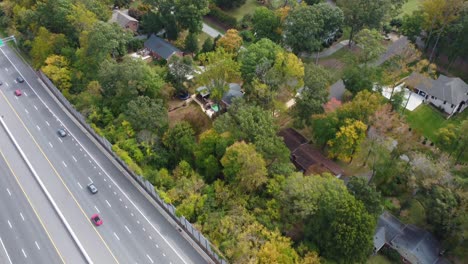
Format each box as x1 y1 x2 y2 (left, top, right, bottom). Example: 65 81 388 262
278 128 344 177
109 9 139 33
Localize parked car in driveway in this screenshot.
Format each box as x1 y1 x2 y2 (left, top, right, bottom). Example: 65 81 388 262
16 76 24 83
91 214 103 226
14 89 22 96
57 128 67 137
87 183 98 194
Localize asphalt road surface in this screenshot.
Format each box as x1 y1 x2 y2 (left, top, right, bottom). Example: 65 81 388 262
0 45 208 264
0 140 74 264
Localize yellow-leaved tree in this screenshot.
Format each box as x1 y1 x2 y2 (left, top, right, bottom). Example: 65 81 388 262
327 119 367 162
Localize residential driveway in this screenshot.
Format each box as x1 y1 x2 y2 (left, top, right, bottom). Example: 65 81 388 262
329 36 410 100
202 23 223 38
379 83 424 111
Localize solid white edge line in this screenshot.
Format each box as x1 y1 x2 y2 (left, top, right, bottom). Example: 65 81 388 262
2 47 191 264
0 237 13 264
0 116 93 264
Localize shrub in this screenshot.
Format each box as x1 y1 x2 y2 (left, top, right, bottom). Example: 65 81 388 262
239 30 254 42
208 4 238 29
390 18 403 28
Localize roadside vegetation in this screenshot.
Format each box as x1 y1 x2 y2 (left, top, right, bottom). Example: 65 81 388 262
1 0 466 263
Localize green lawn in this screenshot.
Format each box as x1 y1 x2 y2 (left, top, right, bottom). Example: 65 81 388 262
224 0 261 21
197 32 212 47
404 104 467 141
399 0 422 17
367 255 393 264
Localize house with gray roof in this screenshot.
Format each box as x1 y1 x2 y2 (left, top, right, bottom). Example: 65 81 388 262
144 34 182 61
406 72 468 117
109 9 138 33
374 211 450 264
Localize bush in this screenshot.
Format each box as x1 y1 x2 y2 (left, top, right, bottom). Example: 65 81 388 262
240 14 252 29
127 38 144 52
390 18 403 28
239 30 254 42
208 4 238 29
383 24 392 34
380 246 403 263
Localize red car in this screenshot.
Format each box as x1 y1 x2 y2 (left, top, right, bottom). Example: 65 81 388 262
91 214 103 226
14 89 22 96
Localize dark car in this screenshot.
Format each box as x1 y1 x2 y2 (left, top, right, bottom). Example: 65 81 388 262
57 128 67 137
87 183 98 194
16 76 24 83
91 214 103 226
177 91 190 100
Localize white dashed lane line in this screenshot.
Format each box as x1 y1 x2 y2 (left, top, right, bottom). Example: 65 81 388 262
72 156 77 162
25 109 29 114
94 206 100 213
62 161 67 168
125 225 132 234
20 213 24 221
113 232 120 241
33 105 38 110
146 254 154 264
48 142 53 148
6 188 11 196
36 125 40 131
58 138 63 143
88 177 92 183
155 244 159 248
77 182 83 189
35 241 40 250
21 248 27 258
7 220 12 229
45 121 50 126
106 200 112 208
23 92 28 96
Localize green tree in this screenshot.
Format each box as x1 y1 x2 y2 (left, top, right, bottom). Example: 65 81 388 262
221 141 268 193
252 7 281 42
184 32 198 53
201 37 214 53
173 0 209 33
401 11 425 43
279 173 375 263
75 21 132 80
337 0 406 47
292 64 331 127
343 66 376 95
98 57 164 115
426 186 461 239
167 55 194 93
162 121 196 167
34 0 74 36
284 4 343 54
194 129 233 183
30 27 67 69
197 48 241 103
347 176 383 216
354 28 386 64
239 38 282 83
125 96 168 135
214 0 246 9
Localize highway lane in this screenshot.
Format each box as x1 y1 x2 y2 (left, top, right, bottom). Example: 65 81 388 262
0 62 119 262
0 46 209 263
0 127 84 263
0 147 64 264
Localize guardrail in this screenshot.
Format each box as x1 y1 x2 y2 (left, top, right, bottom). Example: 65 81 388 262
37 71 227 264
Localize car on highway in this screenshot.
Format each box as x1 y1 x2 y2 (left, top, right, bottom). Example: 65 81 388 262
14 89 22 96
91 214 103 226
57 128 67 137
87 183 98 194
16 76 24 83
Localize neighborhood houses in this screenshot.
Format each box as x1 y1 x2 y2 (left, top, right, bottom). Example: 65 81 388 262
4 0 467 263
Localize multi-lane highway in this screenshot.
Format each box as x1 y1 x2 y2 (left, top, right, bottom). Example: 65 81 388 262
0 44 208 264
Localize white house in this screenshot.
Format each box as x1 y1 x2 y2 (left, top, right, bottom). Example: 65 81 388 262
406 72 468 118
